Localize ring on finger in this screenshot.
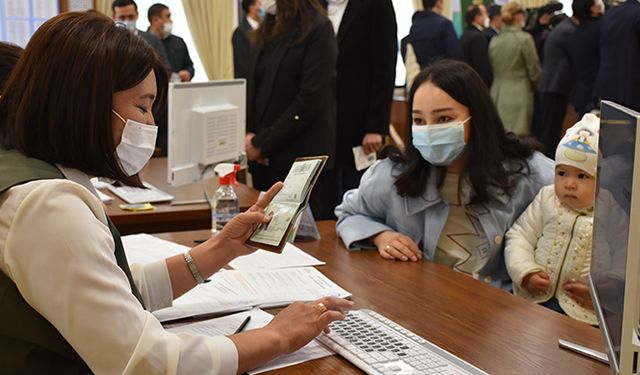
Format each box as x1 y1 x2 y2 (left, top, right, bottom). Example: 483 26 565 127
315 302 328 314
384 245 391 251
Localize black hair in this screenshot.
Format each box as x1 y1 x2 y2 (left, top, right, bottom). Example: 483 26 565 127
572 0 596 21
381 60 536 204
242 0 257 14
254 0 326 47
488 4 501 20
0 42 22 95
422 0 438 10
112 0 137 12
465 5 482 27
148 3 168 23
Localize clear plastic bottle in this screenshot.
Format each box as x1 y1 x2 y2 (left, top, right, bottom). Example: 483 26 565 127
211 164 240 234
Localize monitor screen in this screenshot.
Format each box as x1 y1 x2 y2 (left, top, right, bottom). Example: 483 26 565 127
167 80 246 186
590 101 638 372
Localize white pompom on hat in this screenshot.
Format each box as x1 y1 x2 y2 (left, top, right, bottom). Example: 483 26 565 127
555 113 600 177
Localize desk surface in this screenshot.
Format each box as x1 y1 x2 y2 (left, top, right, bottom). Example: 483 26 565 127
105 158 259 235
156 221 610 375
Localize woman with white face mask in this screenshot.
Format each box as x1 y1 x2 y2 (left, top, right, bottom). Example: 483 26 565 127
0 11 351 374
335 60 554 289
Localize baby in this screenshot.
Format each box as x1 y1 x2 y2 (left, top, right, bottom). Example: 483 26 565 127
505 114 599 324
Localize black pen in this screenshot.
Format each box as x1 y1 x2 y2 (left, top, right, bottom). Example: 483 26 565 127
233 316 251 334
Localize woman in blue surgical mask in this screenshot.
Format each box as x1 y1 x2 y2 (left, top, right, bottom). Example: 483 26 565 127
336 60 554 289
0 11 351 374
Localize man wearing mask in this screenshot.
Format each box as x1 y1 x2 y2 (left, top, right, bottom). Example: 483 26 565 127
460 4 493 87
111 0 170 70
147 3 194 82
233 0 262 79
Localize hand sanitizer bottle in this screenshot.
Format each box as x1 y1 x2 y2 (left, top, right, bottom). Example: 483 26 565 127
211 164 240 234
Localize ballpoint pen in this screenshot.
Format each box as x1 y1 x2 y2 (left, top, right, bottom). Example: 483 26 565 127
233 316 251 334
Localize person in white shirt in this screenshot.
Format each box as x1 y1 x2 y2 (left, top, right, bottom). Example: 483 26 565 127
0 11 352 374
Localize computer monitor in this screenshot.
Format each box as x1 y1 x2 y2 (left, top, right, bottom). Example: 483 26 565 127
590 100 640 375
167 79 246 186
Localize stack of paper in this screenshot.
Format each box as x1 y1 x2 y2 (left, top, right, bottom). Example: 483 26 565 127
153 267 351 322
167 308 334 374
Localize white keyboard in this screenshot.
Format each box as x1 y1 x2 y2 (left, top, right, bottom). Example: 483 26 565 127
107 182 174 204
316 310 488 375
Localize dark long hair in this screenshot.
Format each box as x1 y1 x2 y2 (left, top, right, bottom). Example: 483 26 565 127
0 42 22 95
0 12 168 187
253 0 326 47
384 60 535 204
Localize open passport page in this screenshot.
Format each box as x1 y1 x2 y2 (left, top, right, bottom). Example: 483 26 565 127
247 155 327 253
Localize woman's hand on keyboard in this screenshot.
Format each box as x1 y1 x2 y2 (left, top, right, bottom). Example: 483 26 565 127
266 297 354 354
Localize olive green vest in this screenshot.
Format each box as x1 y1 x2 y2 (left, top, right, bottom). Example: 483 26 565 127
0 149 144 374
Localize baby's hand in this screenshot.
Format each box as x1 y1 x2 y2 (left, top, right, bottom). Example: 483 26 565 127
564 279 594 310
522 271 551 295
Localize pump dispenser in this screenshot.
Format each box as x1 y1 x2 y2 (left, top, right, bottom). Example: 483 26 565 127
211 163 240 234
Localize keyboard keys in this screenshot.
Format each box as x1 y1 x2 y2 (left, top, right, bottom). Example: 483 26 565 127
316 310 483 375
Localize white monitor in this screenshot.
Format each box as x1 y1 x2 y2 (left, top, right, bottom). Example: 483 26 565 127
167 79 246 186
590 100 640 375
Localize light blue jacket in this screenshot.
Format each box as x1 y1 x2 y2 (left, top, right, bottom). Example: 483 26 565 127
335 152 554 283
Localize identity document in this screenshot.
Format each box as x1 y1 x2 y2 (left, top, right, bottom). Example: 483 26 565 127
247 156 327 253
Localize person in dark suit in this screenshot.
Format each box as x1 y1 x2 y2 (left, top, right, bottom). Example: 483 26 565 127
147 4 194 82
460 4 493 88
594 0 640 112
232 0 262 79
536 15 576 157
484 4 502 41
323 0 397 214
401 0 463 87
111 0 170 69
569 0 603 119
245 0 337 220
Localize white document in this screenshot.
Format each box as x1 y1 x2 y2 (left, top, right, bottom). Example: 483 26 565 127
352 146 376 171
122 233 190 265
229 242 325 270
153 267 351 322
97 190 114 204
107 182 174 204
167 308 334 374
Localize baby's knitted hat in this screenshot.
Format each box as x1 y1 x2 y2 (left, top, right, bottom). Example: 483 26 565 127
555 113 600 177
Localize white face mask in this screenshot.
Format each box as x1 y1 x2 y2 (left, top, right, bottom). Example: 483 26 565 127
162 22 173 37
121 20 137 33
262 0 277 15
112 110 157 176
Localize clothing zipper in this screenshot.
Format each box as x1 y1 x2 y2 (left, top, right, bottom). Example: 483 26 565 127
552 213 583 296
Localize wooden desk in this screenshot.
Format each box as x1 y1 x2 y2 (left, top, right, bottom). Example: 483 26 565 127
105 158 260 235
155 221 610 374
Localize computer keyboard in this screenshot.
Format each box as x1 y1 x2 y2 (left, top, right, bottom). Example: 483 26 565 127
316 309 488 375
107 182 174 204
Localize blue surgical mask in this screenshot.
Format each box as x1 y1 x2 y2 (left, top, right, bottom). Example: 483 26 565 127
411 117 470 166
